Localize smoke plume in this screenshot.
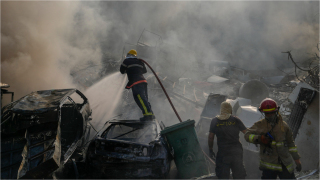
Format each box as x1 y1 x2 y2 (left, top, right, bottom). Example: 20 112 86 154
1 1 109 106
1 1 318 108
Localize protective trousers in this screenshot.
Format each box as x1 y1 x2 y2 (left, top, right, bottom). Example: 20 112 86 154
131 83 153 117
261 163 296 179
215 152 246 179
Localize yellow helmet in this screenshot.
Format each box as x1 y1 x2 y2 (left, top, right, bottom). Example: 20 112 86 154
127 49 137 56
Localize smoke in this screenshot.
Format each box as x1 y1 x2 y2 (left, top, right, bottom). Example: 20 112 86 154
1 1 110 106
1 2 74 105
1 1 318 116
96 1 319 70
1 3 317 176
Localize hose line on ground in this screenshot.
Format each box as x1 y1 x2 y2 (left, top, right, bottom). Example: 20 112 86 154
139 59 182 123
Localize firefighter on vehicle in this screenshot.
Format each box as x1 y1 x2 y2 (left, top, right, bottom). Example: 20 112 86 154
244 98 301 179
120 49 155 121
208 101 247 179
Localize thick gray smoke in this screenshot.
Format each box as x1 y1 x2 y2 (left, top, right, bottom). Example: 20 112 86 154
1 2 317 178
1 1 109 106
96 1 319 69
1 1 318 110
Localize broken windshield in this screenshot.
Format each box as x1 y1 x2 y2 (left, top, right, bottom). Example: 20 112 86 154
103 123 157 144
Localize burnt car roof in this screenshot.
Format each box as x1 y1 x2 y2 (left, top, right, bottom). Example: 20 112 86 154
9 89 83 113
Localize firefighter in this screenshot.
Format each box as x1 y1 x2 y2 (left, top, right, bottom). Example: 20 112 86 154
208 101 247 179
244 98 302 179
120 49 155 120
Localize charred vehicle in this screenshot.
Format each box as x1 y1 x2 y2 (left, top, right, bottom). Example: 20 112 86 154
85 119 171 179
1 89 92 179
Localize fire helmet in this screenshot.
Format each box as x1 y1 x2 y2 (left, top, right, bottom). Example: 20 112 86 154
258 98 279 113
127 49 137 56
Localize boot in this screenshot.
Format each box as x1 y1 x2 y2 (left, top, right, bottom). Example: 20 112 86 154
140 115 156 121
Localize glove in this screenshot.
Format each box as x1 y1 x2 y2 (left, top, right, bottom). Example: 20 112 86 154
209 149 216 160
295 159 302 172
260 135 271 145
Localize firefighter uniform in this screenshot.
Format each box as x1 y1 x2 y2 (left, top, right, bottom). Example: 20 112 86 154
120 53 154 119
244 115 300 179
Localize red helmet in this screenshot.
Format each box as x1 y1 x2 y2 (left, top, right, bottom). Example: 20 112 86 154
259 98 279 113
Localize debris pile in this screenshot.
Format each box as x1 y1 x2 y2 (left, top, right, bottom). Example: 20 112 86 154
1 29 319 179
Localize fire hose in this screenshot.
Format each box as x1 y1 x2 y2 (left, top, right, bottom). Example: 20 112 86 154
139 59 182 123
139 59 216 166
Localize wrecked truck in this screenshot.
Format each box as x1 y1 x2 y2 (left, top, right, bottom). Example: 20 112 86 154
1 89 92 179
85 119 172 179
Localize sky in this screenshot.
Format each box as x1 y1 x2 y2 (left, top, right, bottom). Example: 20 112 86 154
1 1 319 106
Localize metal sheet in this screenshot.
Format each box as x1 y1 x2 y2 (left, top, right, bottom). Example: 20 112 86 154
206 75 229 84
288 82 316 103
236 105 263 128
288 88 316 139
12 89 76 113
200 94 226 118
227 97 252 112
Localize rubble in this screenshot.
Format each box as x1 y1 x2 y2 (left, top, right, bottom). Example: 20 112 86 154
261 75 286 85
1 28 318 179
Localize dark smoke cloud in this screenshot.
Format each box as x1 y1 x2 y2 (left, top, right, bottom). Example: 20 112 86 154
1 1 318 107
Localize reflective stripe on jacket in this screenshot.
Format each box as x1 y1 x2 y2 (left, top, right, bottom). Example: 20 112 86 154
120 57 147 89
244 117 300 172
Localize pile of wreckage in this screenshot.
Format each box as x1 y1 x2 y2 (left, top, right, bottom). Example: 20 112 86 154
1 65 319 179
1 78 318 179
117 33 319 179
1 29 319 179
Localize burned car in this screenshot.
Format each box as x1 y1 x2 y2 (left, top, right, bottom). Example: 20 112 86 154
85 119 171 179
1 89 92 179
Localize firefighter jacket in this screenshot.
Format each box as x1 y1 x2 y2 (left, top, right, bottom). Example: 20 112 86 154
120 57 147 89
244 116 300 173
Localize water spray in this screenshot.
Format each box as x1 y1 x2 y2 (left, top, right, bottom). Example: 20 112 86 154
139 59 182 123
